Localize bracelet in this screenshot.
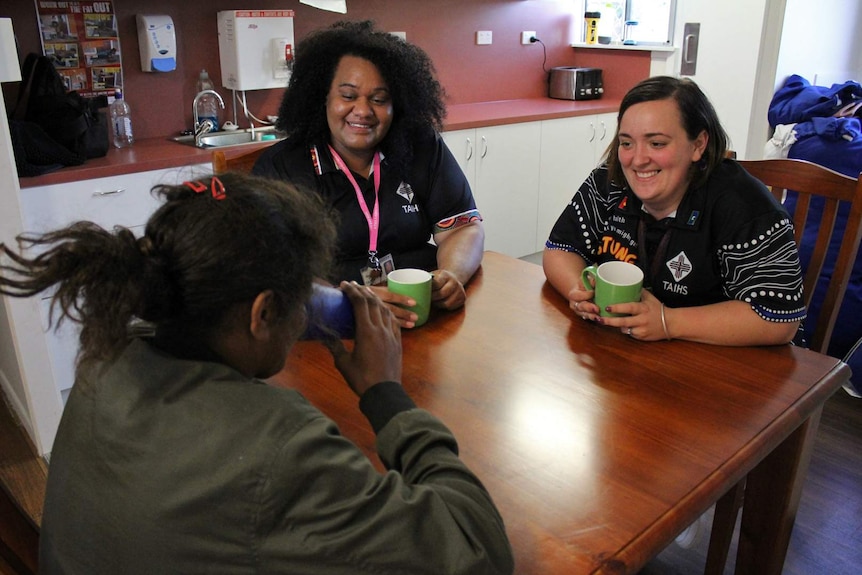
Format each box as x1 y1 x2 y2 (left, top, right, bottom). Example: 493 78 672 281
660 303 671 341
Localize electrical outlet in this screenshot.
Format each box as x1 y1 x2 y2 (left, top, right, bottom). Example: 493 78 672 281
390 31 406 41
476 30 492 45
521 31 536 45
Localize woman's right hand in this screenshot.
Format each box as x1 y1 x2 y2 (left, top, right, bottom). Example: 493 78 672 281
568 284 598 321
543 249 597 321
326 281 403 396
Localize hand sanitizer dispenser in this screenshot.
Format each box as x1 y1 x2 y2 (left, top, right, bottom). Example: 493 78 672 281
137 15 177 73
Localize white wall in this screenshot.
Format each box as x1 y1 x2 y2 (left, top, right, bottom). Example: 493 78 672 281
650 0 860 158
0 297 28 424
775 0 862 88
648 0 777 158
0 87 63 455
0 87 35 444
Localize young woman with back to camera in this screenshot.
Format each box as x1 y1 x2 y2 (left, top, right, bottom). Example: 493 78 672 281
543 76 806 346
0 171 513 574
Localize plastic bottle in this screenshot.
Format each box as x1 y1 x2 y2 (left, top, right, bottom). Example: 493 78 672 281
109 89 134 148
195 69 219 132
584 11 601 45
623 20 638 45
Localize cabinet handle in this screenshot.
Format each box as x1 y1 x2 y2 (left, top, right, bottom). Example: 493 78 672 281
588 122 596 144
599 121 607 141
466 138 473 162
480 136 488 159
683 34 697 64
92 188 125 196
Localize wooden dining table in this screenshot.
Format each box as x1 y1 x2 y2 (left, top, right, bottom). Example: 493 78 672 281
268 251 851 575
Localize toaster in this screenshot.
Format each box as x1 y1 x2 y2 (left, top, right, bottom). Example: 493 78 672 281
549 67 604 101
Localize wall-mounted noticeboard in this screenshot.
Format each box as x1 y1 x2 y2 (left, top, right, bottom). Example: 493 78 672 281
34 0 123 97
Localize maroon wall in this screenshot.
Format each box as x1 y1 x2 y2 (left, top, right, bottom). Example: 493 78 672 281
2 0 649 140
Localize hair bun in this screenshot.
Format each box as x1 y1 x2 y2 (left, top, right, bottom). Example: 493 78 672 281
135 236 179 321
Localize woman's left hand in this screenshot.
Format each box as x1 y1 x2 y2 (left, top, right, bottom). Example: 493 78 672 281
599 289 668 341
430 269 466 310
368 285 419 329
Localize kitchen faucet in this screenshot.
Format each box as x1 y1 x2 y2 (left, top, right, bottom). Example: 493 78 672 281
193 89 226 146
193 118 217 147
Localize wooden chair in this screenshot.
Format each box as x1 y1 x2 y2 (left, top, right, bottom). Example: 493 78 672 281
704 158 862 575
738 158 862 353
211 144 272 175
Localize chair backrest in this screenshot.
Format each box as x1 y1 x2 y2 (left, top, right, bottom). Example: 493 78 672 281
738 158 862 353
211 144 272 175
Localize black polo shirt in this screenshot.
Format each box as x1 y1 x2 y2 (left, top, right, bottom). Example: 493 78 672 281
253 131 479 283
547 160 805 324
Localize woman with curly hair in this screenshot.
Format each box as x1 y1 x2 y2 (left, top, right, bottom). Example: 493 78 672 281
254 20 484 327
0 172 512 574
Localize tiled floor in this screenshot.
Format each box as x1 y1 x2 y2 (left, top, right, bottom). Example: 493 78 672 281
519 251 543 266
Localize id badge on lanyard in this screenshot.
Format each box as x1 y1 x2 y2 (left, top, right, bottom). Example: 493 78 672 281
329 146 392 286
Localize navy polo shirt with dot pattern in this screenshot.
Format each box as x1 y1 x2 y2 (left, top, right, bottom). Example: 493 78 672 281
546 160 806 325
253 130 479 283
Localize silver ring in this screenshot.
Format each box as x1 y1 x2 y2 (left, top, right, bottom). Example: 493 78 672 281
627 327 633 336
574 301 581 311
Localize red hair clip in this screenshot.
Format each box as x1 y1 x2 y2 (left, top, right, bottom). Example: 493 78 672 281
183 177 226 200
210 176 226 200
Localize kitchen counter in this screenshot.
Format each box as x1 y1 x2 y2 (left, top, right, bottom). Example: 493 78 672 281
443 97 619 130
17 97 621 188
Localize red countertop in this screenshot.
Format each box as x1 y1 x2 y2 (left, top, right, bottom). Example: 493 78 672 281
18 97 621 189
443 97 620 130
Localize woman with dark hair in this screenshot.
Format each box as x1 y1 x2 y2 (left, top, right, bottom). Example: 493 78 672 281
0 172 513 574
254 21 484 327
543 76 805 345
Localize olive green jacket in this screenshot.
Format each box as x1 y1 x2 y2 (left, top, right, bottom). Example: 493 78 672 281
40 339 513 574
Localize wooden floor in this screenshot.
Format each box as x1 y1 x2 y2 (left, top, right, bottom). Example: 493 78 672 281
0 391 45 575
639 388 862 575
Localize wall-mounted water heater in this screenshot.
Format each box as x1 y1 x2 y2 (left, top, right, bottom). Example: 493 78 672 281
217 10 295 91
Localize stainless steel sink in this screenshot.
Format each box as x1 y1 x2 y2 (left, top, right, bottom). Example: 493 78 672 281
171 127 285 148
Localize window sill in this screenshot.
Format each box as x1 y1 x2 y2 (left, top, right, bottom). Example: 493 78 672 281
571 43 676 53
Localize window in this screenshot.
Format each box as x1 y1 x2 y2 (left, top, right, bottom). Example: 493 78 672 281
583 0 675 46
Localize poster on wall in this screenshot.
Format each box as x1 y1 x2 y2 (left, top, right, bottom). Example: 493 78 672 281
34 1 122 97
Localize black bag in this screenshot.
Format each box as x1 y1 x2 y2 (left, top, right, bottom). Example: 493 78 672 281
65 92 110 159
9 118 86 177
11 53 110 174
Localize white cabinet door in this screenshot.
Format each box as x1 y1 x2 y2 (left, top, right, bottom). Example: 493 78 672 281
20 173 166 235
536 113 616 252
17 165 208 450
441 128 476 191
474 123 541 258
39 296 79 404
592 113 616 166
443 124 541 258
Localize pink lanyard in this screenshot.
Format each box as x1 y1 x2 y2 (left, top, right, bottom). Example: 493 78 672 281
328 146 382 267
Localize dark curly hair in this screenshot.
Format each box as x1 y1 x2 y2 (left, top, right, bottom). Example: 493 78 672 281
276 20 447 180
606 76 730 190
0 172 336 370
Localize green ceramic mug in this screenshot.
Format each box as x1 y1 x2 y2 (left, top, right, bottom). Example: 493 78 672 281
581 261 644 317
387 268 433 326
